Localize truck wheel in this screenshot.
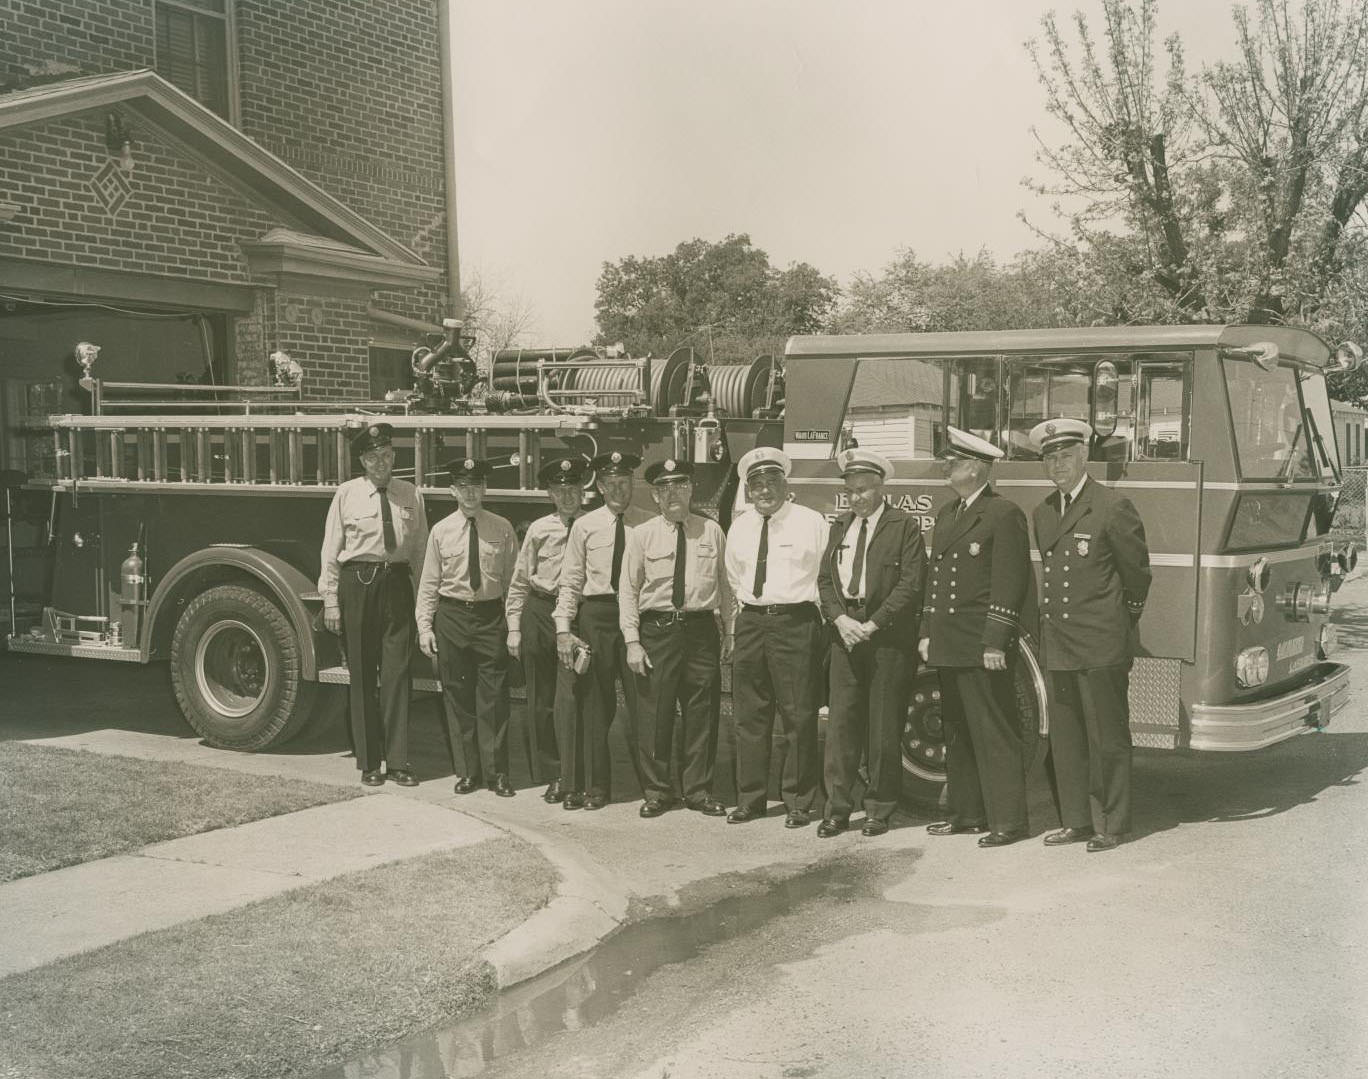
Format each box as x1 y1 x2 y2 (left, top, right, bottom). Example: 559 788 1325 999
899 642 1047 813
170 584 316 750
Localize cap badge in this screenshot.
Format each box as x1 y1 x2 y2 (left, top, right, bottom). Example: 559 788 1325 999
369 425 381 438
464 458 475 470
1045 423 1057 436
509 453 521 466
559 459 572 472
610 451 622 464
664 459 676 471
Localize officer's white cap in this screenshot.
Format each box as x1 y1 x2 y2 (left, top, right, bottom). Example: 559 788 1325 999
1029 418 1093 454
836 447 894 480
737 446 791 480
941 426 1003 462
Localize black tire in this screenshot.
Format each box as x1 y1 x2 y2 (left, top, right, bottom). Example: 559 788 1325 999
170 584 316 750
899 640 1048 812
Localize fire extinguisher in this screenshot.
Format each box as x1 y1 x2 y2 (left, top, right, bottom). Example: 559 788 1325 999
120 526 145 645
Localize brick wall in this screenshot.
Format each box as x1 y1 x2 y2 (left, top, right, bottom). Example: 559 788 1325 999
2 0 152 89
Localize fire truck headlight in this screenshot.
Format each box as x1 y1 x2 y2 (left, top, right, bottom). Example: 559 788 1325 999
1318 624 1338 659
1237 588 1265 625
1247 558 1270 593
1235 646 1270 688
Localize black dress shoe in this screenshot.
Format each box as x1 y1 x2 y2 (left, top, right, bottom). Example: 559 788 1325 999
816 817 848 838
491 774 515 798
1043 826 1094 846
978 830 1026 848
639 799 671 818
784 810 811 829
727 806 760 824
543 779 565 804
452 776 477 795
686 798 727 817
1086 833 1121 852
861 818 890 837
582 794 607 810
361 770 384 787
562 790 585 810
926 821 988 836
387 769 418 788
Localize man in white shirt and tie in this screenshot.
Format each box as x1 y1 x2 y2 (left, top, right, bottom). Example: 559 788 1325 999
723 447 830 827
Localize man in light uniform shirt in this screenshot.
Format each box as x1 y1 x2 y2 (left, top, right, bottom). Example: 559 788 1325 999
506 455 590 803
417 458 519 796
723 447 830 827
554 451 651 810
319 422 428 787
620 459 734 818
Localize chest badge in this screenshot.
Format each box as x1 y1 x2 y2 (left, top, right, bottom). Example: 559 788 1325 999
1076 538 1090 557
968 542 981 557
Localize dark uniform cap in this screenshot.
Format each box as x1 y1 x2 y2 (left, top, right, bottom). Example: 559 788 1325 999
538 455 592 488
444 456 490 484
590 450 641 476
349 421 394 455
644 458 694 486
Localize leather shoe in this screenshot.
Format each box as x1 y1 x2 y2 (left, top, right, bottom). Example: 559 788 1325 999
490 774 515 798
361 770 384 787
816 817 848 838
1043 827 1094 846
926 821 987 836
543 779 565 804
1086 833 1121 852
977 830 1026 848
784 810 811 829
727 806 760 824
387 769 418 787
639 799 671 818
686 798 727 817
562 790 585 810
452 776 477 795
861 818 890 837
582 794 607 810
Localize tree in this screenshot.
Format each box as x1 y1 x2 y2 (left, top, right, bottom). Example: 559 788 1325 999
593 234 839 364
460 270 535 374
1026 0 1368 333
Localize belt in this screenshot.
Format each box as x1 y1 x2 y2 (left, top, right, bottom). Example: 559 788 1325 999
347 560 409 570
527 586 557 603
581 593 619 605
741 602 814 616
439 596 503 610
641 609 714 626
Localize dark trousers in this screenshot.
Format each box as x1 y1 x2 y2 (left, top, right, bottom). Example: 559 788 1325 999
338 562 413 772
732 605 823 815
1046 666 1132 836
635 614 721 804
936 664 1028 834
566 597 640 800
825 632 915 823
519 592 568 783
434 599 509 781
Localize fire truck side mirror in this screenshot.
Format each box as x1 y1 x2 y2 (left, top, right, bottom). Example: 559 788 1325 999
1332 341 1363 372
1092 361 1119 438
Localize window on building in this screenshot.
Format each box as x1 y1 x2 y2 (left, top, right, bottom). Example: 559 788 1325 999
155 0 234 119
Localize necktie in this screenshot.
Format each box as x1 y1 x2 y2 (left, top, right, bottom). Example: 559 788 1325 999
752 515 770 599
954 499 965 520
848 517 867 600
378 487 396 553
1062 491 1072 514
468 515 482 592
610 513 625 592
672 521 687 609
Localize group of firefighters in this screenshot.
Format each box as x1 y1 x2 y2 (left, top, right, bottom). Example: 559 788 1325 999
319 415 1151 851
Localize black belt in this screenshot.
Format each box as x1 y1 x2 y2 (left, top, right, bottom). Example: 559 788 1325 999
741 602 814 616
581 593 619 605
641 609 714 626
527 586 557 602
439 596 503 611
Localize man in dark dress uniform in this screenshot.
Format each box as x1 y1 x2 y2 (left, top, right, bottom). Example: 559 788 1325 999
620 459 733 818
919 426 1032 847
1029 418 1151 851
816 448 925 838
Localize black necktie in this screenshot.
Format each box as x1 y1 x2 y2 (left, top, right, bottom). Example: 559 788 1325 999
848 517 867 600
954 499 966 520
672 521 687 609
1062 491 1072 513
378 487 396 553
752 515 770 598
468 515 482 592
611 513 625 592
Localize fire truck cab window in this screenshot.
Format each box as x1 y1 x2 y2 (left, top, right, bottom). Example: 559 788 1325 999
1137 360 1188 461
844 357 949 460
948 357 1002 452
1223 360 1320 480
1005 355 1136 461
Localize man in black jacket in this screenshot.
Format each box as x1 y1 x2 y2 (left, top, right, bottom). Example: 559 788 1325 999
919 427 1033 847
816 449 925 837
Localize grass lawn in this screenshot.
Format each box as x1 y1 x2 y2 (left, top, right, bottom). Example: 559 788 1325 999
0 834 556 1079
0 742 359 882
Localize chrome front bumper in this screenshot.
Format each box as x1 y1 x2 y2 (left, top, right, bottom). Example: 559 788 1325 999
1188 663 1351 751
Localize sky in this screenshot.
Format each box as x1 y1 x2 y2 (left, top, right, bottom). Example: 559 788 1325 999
449 0 1238 345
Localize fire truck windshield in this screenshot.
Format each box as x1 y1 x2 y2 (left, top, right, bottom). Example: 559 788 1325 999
1222 358 1338 483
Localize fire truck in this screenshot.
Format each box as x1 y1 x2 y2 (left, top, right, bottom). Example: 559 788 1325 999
2 322 1357 807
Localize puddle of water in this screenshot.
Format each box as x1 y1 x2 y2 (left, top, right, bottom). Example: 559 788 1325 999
310 849 919 1079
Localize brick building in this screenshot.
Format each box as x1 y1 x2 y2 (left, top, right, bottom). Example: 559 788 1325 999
0 0 458 476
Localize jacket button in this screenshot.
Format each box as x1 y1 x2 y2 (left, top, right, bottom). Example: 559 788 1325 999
948 607 955 614
1062 613 1069 619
